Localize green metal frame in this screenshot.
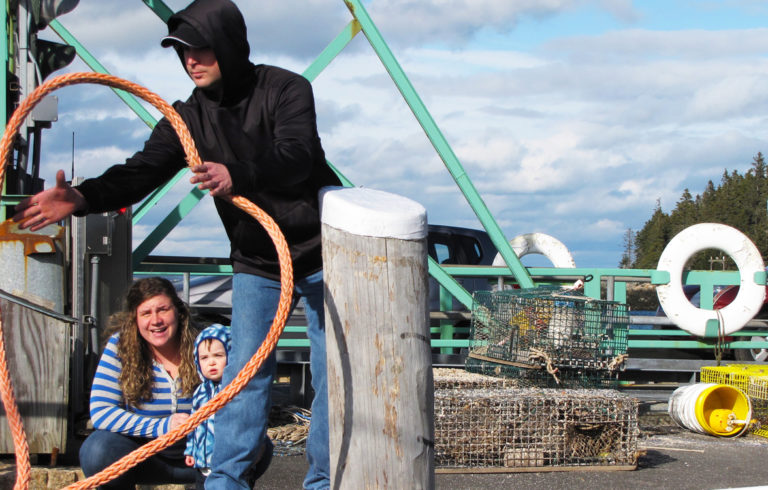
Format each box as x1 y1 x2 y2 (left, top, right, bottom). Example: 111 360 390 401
2 0 767 352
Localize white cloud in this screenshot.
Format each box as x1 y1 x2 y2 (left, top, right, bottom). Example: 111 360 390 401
24 0 768 268
365 0 638 47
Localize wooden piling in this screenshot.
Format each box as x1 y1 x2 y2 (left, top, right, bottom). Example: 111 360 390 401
320 187 434 490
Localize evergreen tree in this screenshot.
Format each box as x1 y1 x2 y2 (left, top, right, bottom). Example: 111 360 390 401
633 199 671 269
619 228 635 268
668 188 697 235
629 153 768 270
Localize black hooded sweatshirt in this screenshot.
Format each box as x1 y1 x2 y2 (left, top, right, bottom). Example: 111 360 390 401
75 0 341 280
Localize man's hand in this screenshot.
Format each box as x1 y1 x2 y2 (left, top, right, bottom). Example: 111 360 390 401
12 169 87 231
185 455 195 467
190 162 233 197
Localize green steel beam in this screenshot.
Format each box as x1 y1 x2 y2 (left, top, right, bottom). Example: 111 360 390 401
428 256 473 309
134 263 233 274
132 186 207 268
48 19 158 130
131 169 190 224
125 0 183 222
344 0 535 289
141 0 174 22
447 266 741 282
301 20 360 188
0 2 6 132
439 277 455 353
0 2 6 220
303 20 361 83
629 329 768 337
628 339 768 349
0 195 22 205
326 159 353 187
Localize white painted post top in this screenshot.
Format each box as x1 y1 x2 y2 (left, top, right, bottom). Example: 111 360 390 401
319 186 428 239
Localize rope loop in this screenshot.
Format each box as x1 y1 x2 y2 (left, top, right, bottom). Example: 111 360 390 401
0 72 295 490
528 347 560 384
714 309 726 367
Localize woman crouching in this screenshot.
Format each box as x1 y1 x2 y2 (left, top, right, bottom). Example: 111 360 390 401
78 277 199 488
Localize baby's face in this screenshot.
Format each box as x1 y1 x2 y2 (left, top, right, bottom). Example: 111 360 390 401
198 338 227 382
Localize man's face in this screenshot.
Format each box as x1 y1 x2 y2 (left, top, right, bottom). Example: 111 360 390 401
198 338 227 382
183 47 222 90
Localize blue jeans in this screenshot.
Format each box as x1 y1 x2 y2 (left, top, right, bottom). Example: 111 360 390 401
207 270 329 489
79 430 196 489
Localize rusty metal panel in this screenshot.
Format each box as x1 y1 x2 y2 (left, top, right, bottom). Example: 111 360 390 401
0 221 65 313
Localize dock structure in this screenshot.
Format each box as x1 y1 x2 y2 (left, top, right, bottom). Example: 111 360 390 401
0 2 766 485
322 187 434 489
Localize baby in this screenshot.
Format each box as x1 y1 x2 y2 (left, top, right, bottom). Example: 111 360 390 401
185 323 231 488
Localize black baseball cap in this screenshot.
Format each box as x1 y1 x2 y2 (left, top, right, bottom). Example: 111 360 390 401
160 22 207 49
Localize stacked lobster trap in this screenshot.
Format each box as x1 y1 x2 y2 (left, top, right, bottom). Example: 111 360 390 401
431 287 638 472
433 370 639 471
466 287 630 387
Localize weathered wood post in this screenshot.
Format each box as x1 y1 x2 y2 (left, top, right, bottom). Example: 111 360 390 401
320 186 434 489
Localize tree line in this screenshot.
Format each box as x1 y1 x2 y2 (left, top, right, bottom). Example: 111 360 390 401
620 152 768 270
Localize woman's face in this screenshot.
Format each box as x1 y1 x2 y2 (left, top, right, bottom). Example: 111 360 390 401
136 294 179 353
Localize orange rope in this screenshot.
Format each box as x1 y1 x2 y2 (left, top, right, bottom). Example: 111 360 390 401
0 72 294 489
0 310 30 489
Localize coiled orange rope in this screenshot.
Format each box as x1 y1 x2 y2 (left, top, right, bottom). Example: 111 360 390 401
0 72 294 489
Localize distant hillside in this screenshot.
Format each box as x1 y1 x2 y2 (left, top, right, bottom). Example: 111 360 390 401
620 152 768 270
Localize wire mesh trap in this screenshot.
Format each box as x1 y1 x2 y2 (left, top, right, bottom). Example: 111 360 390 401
464 355 620 389
433 367 519 390
433 379 639 471
468 288 629 371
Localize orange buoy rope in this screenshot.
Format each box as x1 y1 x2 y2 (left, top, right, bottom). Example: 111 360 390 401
0 311 30 489
0 72 294 489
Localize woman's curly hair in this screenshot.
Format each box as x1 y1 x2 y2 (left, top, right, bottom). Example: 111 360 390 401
106 277 199 406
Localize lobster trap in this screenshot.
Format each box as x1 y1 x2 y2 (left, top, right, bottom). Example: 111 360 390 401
464 355 620 389
468 288 629 372
433 373 639 471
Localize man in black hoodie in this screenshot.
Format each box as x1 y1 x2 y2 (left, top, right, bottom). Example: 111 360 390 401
14 0 339 488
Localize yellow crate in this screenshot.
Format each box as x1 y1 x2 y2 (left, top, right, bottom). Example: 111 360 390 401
752 427 768 438
700 365 768 392
749 377 768 401
698 366 768 438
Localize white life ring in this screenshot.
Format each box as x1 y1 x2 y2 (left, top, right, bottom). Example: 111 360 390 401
492 233 576 268
656 223 766 336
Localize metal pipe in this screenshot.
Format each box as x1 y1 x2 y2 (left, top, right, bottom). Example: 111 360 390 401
89 255 101 358
0 288 78 324
629 315 768 328
183 272 190 305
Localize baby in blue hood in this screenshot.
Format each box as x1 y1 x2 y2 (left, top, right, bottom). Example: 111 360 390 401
184 323 231 487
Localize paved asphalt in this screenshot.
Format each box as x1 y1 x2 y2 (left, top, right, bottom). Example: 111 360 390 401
254 402 768 490
256 432 768 490
4 391 766 489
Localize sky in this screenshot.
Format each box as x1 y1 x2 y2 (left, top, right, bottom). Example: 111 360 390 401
30 0 768 268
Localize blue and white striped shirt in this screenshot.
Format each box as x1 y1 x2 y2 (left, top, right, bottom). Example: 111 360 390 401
89 333 193 438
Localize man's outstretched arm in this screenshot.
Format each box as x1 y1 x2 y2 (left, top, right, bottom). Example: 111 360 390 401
13 169 87 231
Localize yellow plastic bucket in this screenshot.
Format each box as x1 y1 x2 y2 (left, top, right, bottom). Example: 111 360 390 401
668 383 752 437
